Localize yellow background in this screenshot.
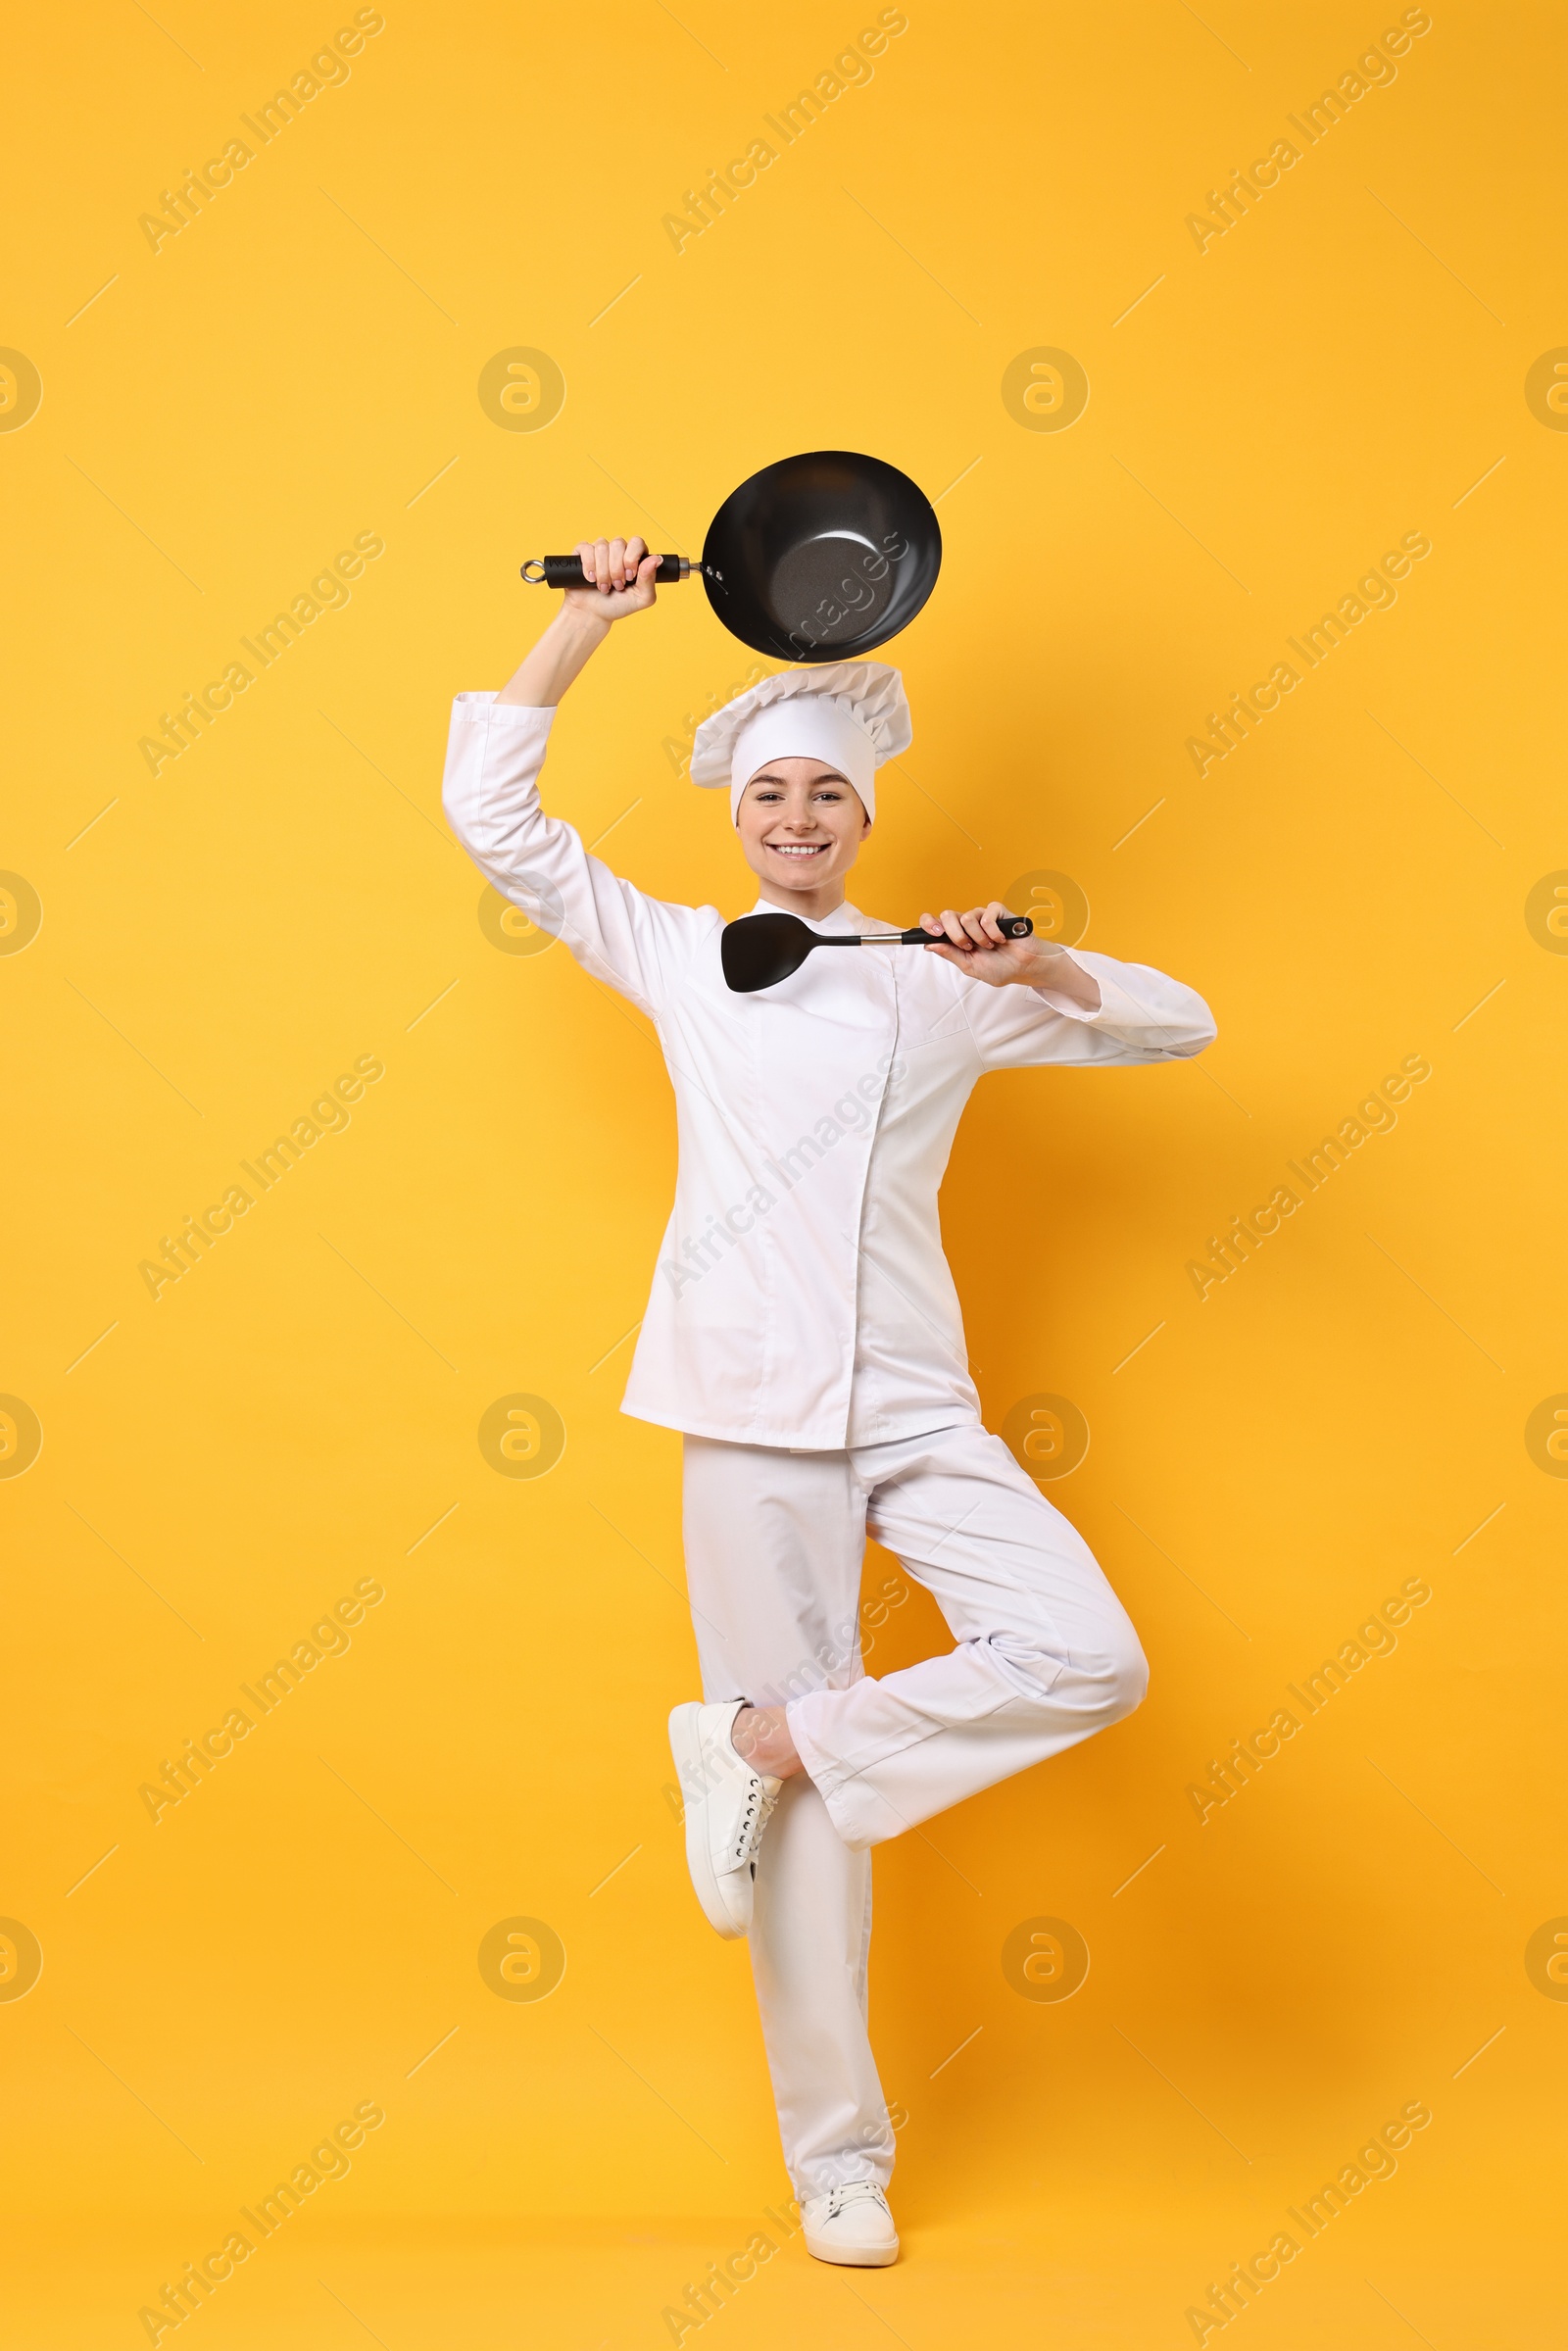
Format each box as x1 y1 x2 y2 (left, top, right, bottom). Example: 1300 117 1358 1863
5 2 1565 2343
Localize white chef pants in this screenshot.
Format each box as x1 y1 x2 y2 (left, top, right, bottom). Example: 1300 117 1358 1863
680 1420 1148 2200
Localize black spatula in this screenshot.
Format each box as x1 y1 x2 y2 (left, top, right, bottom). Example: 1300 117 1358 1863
721 909 1033 995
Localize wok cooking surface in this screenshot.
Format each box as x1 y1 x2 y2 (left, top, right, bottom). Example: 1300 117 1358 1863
703 450 941 663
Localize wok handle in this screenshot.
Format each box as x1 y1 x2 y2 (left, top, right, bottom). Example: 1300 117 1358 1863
521 555 693 588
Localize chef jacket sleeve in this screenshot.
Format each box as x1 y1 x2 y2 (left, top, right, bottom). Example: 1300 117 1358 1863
441 694 704 1013
961 947 1217 1069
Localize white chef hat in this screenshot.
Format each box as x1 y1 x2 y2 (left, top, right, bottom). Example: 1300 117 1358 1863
690 661 912 824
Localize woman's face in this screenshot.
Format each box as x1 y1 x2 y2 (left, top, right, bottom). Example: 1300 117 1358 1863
734 759 871 903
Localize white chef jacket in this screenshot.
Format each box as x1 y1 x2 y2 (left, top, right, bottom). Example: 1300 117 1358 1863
442 695 1216 1449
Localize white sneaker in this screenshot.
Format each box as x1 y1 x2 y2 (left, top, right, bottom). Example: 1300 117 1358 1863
802 2180 899 2267
667 1699 781 1939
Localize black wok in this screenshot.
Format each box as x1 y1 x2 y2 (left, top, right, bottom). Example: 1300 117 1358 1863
521 450 941 662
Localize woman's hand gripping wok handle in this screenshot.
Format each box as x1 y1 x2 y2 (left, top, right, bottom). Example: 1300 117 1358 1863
499 535 661 709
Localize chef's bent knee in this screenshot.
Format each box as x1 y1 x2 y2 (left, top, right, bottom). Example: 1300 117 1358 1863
994 1613 1149 1726
1095 1620 1151 1723
1062 1620 1149 1725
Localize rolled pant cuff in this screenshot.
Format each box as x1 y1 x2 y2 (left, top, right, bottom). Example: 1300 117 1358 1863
785 1701 907 1850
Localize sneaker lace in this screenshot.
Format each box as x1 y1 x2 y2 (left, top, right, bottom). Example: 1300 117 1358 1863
729 1775 778 1868
825 2180 885 2221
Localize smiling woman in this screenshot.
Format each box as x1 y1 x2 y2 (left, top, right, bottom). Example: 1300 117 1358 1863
735 759 871 915
441 528 1214 2266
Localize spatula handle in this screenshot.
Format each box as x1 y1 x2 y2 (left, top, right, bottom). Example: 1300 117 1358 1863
886 915 1035 944
816 915 1036 948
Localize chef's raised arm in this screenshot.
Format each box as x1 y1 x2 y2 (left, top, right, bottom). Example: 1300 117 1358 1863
442 537 704 1014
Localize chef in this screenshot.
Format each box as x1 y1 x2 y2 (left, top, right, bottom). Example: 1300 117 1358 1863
442 535 1216 2271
